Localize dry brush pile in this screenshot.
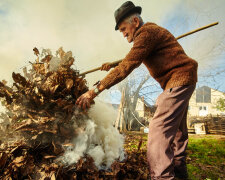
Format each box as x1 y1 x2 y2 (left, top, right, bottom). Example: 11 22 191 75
0 48 149 180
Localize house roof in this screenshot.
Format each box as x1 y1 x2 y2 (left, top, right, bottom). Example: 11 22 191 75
197 86 225 94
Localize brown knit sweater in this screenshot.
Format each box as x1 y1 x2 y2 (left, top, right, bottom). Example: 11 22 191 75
100 22 198 90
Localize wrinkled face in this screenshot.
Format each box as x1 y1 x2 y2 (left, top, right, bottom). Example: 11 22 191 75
118 17 140 43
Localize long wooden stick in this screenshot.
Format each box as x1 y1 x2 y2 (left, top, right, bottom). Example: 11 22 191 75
176 22 218 40
79 22 218 77
79 60 122 77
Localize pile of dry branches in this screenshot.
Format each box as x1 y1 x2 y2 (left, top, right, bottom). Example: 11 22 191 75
0 47 91 179
0 48 149 179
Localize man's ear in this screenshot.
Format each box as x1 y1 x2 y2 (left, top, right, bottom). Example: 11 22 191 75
133 17 140 28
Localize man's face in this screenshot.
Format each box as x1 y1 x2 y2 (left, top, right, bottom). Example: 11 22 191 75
118 18 139 43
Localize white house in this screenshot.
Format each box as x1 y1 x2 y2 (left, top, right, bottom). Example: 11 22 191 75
188 86 225 117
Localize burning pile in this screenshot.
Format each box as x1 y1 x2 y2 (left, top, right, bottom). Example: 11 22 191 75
0 47 89 144
0 47 126 179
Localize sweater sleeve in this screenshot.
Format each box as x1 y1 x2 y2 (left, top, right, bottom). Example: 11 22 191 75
100 28 157 90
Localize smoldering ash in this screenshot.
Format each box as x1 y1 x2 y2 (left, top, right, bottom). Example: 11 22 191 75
0 47 124 178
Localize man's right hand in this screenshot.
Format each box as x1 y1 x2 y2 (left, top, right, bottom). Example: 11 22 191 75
101 63 111 71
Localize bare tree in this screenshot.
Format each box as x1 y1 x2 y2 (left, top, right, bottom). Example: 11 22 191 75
112 66 161 131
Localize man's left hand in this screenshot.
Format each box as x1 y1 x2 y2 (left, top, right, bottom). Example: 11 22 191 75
76 90 96 110
101 62 111 71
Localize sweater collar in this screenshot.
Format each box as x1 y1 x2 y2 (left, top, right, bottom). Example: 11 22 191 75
133 22 155 40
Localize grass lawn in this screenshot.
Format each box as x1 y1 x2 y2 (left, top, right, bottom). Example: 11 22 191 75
187 134 225 180
124 132 225 180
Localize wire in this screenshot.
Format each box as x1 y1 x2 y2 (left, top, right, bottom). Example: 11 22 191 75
131 111 147 128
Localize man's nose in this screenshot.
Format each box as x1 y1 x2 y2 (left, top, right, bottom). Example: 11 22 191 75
123 32 127 37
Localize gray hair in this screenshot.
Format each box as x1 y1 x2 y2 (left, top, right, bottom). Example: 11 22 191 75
124 13 144 25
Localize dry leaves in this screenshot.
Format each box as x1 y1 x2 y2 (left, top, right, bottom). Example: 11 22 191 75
0 47 150 179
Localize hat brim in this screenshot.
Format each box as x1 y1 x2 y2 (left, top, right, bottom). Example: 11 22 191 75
115 6 142 30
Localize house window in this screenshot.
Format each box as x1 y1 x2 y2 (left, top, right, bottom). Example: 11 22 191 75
196 86 211 103
199 106 207 111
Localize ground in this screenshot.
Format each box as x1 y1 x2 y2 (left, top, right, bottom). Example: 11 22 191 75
124 132 225 180
1 131 224 179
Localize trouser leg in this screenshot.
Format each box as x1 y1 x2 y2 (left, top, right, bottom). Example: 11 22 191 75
147 85 195 179
173 107 189 179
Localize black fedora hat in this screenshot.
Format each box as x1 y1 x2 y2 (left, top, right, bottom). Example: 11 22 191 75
114 1 142 30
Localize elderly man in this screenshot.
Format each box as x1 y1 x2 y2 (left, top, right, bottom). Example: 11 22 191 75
76 1 198 179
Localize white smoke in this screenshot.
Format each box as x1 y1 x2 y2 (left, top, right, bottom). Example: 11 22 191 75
0 0 181 86
62 100 124 169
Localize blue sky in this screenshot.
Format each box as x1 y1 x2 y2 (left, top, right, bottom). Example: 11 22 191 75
162 1 225 91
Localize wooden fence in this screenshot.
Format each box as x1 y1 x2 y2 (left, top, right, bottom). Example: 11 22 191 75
188 116 225 135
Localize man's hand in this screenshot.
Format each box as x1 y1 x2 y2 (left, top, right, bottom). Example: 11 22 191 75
76 90 96 110
101 62 111 71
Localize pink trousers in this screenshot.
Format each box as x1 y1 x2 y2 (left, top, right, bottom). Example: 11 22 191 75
147 84 196 179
